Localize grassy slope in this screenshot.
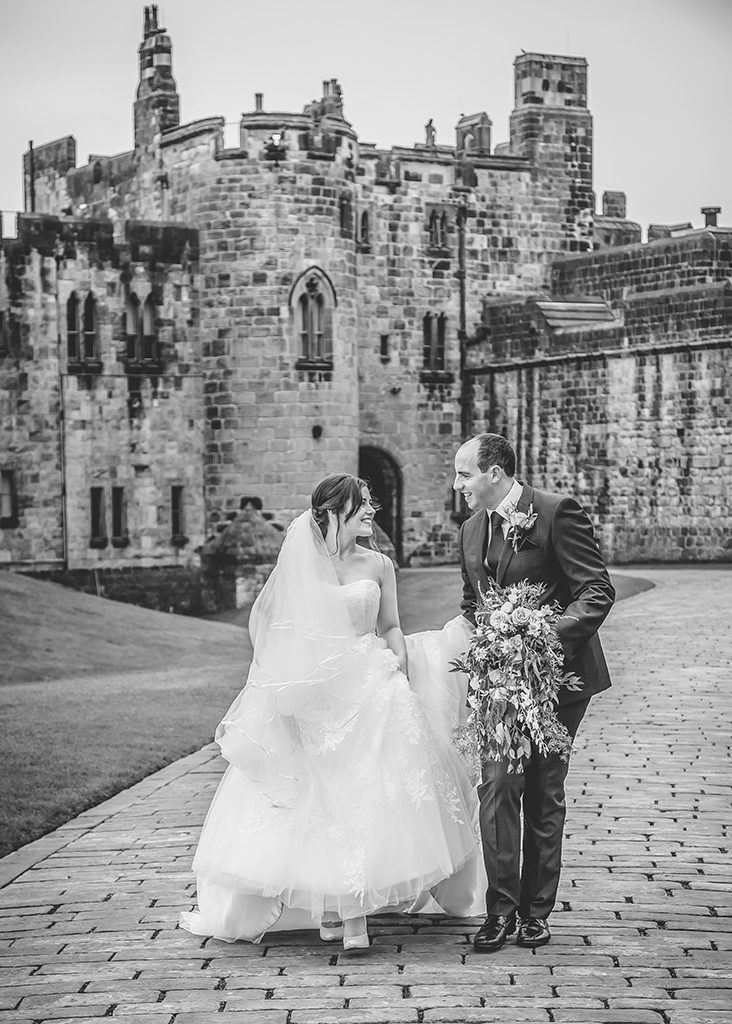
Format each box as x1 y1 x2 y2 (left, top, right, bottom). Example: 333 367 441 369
0 572 247 684
0 573 250 855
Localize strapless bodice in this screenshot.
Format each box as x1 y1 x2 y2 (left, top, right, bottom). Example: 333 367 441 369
341 578 380 636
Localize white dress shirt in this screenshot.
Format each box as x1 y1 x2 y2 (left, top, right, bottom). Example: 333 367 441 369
487 478 524 544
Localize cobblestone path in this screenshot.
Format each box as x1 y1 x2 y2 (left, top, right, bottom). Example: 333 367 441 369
1 568 731 1024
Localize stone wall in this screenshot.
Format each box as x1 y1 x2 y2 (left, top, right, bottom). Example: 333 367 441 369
0 214 205 573
0 242 65 567
553 231 732 301
29 564 202 615
466 233 732 563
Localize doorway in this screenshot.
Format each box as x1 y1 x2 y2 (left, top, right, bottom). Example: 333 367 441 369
358 446 403 565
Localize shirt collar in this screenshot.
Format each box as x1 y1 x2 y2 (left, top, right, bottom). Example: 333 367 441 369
488 478 523 521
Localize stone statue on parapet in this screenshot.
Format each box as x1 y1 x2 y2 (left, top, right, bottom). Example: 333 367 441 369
425 119 436 147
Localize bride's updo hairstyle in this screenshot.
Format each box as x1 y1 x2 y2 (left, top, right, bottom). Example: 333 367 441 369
311 473 380 551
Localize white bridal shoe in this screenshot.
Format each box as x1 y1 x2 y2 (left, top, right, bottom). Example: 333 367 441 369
319 919 344 942
343 916 370 954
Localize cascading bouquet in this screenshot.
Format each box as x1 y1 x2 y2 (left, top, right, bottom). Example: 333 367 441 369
452 579 583 775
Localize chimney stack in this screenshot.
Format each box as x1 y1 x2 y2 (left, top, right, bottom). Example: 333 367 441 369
701 206 721 228
255 93 263 112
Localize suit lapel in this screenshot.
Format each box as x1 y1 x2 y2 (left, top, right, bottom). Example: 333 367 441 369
497 483 534 585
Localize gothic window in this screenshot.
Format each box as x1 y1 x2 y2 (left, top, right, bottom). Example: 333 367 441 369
142 295 157 361
67 292 80 361
289 267 336 376
428 210 449 250
111 486 128 547
360 211 370 247
0 469 18 529
299 290 326 359
82 293 97 360
125 294 141 361
297 276 331 362
422 313 446 372
89 486 107 548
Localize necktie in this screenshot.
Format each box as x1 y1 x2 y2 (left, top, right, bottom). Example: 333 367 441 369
486 511 504 576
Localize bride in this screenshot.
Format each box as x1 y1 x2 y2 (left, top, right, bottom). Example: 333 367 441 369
180 473 485 952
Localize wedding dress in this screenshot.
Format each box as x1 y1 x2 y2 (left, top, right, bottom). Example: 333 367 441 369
180 513 485 943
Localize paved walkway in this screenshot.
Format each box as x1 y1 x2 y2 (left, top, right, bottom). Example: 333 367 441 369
1 568 731 1024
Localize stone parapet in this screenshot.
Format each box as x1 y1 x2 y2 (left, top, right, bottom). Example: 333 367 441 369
553 228 732 300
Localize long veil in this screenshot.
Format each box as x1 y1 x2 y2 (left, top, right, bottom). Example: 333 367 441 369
183 511 486 938
215 510 360 806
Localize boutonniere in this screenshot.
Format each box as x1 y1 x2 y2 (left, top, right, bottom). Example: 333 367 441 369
504 503 538 553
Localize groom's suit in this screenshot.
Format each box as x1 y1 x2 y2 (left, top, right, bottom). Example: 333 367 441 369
458 482 615 921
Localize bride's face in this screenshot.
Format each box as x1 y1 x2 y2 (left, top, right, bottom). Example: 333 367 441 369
340 486 376 540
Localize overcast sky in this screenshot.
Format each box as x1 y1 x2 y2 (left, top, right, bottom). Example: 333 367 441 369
0 0 730 235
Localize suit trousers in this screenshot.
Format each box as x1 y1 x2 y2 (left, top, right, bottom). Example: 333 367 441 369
478 697 590 920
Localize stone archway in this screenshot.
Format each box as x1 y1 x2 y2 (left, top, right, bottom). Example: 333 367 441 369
359 446 403 566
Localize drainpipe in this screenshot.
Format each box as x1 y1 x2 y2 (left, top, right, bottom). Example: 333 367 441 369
56 286 69 570
456 194 470 439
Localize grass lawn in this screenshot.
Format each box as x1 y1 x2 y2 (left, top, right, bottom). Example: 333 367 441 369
0 573 249 856
0 567 650 858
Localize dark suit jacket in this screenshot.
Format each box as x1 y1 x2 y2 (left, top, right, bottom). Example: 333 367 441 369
458 483 615 705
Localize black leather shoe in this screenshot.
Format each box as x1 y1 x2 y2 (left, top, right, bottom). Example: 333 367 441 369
516 917 551 948
473 912 517 953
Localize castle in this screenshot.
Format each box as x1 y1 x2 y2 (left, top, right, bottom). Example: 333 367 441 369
1 6 730 607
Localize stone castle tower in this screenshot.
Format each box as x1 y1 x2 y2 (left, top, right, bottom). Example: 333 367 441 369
4 7 728 594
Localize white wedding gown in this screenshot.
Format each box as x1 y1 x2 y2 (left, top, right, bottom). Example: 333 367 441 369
181 579 486 942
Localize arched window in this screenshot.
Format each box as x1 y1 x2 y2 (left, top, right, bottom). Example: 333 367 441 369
339 194 352 237
360 211 370 247
66 292 80 361
82 293 97 360
299 287 326 360
428 210 449 250
298 294 310 356
142 295 157 361
290 268 336 368
125 294 141 361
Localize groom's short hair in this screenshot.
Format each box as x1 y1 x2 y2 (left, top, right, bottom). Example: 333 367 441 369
474 433 516 477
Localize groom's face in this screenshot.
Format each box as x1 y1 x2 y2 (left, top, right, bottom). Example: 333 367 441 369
453 441 499 511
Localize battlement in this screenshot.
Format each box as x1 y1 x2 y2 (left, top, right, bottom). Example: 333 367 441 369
3 213 198 267
514 52 588 109
552 226 732 302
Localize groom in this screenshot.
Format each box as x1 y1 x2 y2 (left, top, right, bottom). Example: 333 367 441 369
453 433 615 951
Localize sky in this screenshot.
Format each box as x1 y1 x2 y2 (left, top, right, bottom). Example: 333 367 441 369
0 0 730 235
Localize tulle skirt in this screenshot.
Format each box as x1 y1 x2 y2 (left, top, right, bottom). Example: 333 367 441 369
181 618 486 942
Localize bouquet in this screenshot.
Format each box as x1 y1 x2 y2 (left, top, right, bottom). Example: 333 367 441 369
452 579 583 775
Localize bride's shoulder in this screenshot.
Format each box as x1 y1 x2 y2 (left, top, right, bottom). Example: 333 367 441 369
359 547 391 584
